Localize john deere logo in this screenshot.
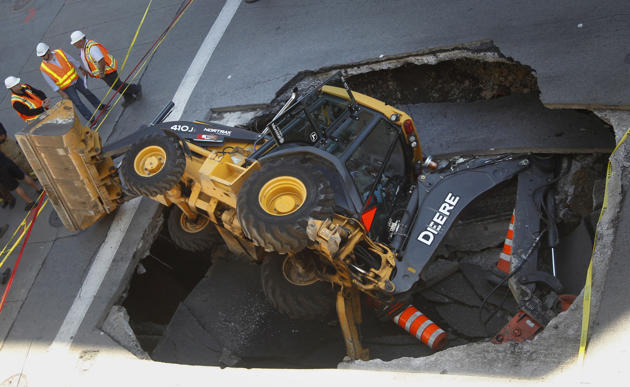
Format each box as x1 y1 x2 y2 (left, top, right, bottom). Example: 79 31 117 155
417 192 460 246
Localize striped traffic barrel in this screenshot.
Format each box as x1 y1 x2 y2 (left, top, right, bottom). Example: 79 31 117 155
387 303 447 350
496 210 515 274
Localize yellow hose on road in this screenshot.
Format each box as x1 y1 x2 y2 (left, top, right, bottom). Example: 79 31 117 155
0 197 48 270
89 0 153 122
93 0 195 132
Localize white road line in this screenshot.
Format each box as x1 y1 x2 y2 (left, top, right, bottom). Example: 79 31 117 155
171 0 242 120
48 0 241 353
49 198 141 353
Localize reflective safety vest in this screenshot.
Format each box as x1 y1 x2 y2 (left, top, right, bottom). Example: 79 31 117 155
84 40 117 77
40 49 78 90
11 84 44 122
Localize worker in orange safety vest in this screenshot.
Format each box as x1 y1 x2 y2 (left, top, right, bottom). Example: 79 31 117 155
37 42 106 124
70 31 142 107
4 76 50 123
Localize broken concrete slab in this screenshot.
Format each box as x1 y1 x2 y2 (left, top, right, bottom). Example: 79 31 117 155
102 305 150 360
432 272 482 308
576 110 630 383
152 256 346 368
401 94 614 157
419 259 459 288
459 263 517 314
434 303 506 339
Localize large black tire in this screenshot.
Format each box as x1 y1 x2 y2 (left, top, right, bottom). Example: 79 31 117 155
120 132 186 197
261 253 336 320
167 206 220 253
237 157 335 254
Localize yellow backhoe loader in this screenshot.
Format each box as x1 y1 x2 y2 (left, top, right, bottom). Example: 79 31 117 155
16 73 571 359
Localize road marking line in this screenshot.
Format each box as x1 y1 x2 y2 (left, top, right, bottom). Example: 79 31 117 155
49 198 141 353
49 0 241 353
170 0 242 120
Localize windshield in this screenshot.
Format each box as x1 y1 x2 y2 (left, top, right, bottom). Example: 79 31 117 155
275 94 349 145
252 71 382 162
271 72 353 139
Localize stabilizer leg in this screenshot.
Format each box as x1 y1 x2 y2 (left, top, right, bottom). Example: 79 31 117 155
336 287 369 360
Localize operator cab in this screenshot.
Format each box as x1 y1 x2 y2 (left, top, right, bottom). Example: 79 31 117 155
252 72 417 243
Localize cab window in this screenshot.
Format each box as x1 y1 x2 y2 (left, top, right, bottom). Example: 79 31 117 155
277 96 348 145
308 96 346 131
325 109 375 157
346 119 407 241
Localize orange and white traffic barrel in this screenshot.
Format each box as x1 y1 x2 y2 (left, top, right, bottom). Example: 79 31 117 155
496 210 515 274
387 303 447 350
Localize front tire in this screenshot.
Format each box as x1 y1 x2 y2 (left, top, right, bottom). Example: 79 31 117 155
120 132 186 197
237 157 334 254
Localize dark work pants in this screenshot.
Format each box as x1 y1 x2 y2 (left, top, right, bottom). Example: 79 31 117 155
64 79 101 122
103 71 138 102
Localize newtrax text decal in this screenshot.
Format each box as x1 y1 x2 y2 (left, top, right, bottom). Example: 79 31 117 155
203 127 232 136
417 193 460 246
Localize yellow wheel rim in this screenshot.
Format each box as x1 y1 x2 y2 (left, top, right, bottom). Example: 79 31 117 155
179 213 210 233
258 176 307 216
134 146 166 177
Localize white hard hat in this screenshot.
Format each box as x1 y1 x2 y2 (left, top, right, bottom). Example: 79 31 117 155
36 42 50 57
4 76 20 89
70 30 85 45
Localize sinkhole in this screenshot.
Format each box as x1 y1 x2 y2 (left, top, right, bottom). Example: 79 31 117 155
121 43 614 370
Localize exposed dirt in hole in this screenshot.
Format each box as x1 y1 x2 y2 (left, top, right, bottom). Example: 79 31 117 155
346 59 538 104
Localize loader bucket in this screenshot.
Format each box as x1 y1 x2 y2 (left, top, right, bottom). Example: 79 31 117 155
15 100 121 231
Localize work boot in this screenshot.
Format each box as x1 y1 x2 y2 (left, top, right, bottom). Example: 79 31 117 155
24 201 35 211
0 224 7 238
1 268 10 285
133 84 142 100
122 96 136 108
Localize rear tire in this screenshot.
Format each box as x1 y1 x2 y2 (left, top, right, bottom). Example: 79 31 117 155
237 157 334 254
261 253 336 320
120 132 186 197
167 206 219 253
